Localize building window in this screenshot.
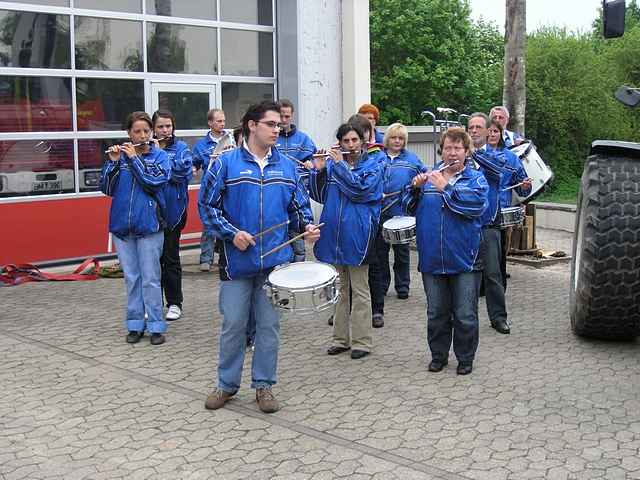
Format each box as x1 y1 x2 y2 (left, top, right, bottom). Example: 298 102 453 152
221 30 273 77
157 91 210 130
222 82 273 126
147 23 218 74
74 0 141 14
12 0 69 6
75 78 144 131
146 0 217 20
220 0 273 26
75 17 143 72
0 10 70 69
77 138 126 192
0 139 75 197
0 76 72 132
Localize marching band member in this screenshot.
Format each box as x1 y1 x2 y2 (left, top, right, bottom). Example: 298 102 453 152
310 123 384 360
369 123 426 328
403 128 488 375
100 111 171 345
358 103 385 144
152 110 193 322
199 101 319 413
489 105 524 148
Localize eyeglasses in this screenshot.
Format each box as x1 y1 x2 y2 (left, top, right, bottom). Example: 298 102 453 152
257 121 283 130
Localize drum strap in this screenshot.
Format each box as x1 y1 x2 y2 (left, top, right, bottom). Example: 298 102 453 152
0 258 100 286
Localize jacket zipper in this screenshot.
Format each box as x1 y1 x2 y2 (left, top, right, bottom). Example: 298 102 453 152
440 202 445 274
259 162 264 270
128 170 135 234
335 193 344 262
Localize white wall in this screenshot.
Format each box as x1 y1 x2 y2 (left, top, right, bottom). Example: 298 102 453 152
296 0 344 147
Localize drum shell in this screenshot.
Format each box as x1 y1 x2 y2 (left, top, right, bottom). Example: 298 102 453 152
509 142 554 204
499 206 525 229
382 217 416 245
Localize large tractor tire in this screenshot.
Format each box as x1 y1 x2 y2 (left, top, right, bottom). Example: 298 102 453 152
570 153 640 339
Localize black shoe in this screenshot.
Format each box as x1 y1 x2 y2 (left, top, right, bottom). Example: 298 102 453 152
327 345 350 355
397 292 409 300
126 331 143 344
457 363 473 375
428 359 448 372
150 333 165 345
491 319 510 334
328 315 334 326
351 349 370 359
372 313 384 328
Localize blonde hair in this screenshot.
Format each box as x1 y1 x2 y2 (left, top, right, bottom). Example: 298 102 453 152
383 122 408 149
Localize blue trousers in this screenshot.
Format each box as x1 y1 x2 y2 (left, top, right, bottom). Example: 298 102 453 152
422 271 481 364
200 231 216 265
217 272 280 392
113 232 166 334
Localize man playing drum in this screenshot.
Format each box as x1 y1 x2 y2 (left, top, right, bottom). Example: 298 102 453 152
310 122 384 360
403 128 488 375
489 105 523 148
199 101 320 413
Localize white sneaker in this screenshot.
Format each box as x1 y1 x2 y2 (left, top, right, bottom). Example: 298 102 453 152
166 305 182 321
200 263 211 272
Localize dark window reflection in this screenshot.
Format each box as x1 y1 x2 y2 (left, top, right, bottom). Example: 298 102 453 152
222 82 273 126
75 17 142 71
157 92 210 130
146 0 217 20
221 30 273 76
0 139 74 197
0 10 70 69
78 138 127 191
11 0 68 6
0 76 72 132
220 0 272 25
75 78 144 131
147 23 217 74
75 0 141 13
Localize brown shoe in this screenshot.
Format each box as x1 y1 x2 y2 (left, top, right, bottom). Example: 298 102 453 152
255 387 280 413
204 389 235 410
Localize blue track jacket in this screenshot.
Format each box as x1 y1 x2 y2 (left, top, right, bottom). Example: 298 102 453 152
402 162 489 275
472 148 506 227
192 131 234 171
309 150 384 266
490 145 531 207
161 138 193 230
382 149 427 217
277 125 316 187
198 145 313 280
100 145 170 238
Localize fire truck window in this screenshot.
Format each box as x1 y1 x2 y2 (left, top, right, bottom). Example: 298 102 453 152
146 0 217 20
220 30 273 77
147 23 217 75
75 78 144 131
0 139 74 197
220 0 272 26
221 82 273 127
75 17 143 72
0 76 72 133
0 10 71 69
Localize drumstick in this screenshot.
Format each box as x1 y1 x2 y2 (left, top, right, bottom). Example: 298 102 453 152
382 190 402 199
501 178 532 191
260 223 325 260
253 220 290 239
381 198 399 215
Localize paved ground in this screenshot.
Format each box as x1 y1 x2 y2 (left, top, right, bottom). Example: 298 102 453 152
2 229 640 480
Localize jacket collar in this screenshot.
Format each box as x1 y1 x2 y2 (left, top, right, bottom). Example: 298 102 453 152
279 124 298 138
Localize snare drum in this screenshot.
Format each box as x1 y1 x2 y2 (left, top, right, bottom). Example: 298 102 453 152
499 206 525 229
508 141 554 204
265 261 339 315
382 216 416 244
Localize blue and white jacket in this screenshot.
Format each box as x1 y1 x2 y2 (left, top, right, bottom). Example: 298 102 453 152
402 162 488 275
100 145 170 238
198 145 313 280
503 129 523 148
381 149 426 218
309 151 384 266
277 125 316 187
472 148 506 227
374 129 384 144
492 145 531 207
161 138 193 230
192 131 234 171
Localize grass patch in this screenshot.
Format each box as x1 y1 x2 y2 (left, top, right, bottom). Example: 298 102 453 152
536 178 580 204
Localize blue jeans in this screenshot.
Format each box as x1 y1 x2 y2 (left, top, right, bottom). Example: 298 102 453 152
113 232 166 334
292 238 306 262
200 231 216 265
422 271 481 364
217 272 281 392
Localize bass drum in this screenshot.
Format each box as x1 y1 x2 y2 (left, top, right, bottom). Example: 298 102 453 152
508 141 554 204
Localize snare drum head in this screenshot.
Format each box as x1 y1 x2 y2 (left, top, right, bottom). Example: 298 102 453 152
268 261 336 289
383 216 416 230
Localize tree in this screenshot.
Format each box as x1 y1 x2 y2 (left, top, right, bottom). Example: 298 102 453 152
369 0 503 125
503 0 526 135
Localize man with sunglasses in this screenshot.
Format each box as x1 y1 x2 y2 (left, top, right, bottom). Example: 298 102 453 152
199 101 320 414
